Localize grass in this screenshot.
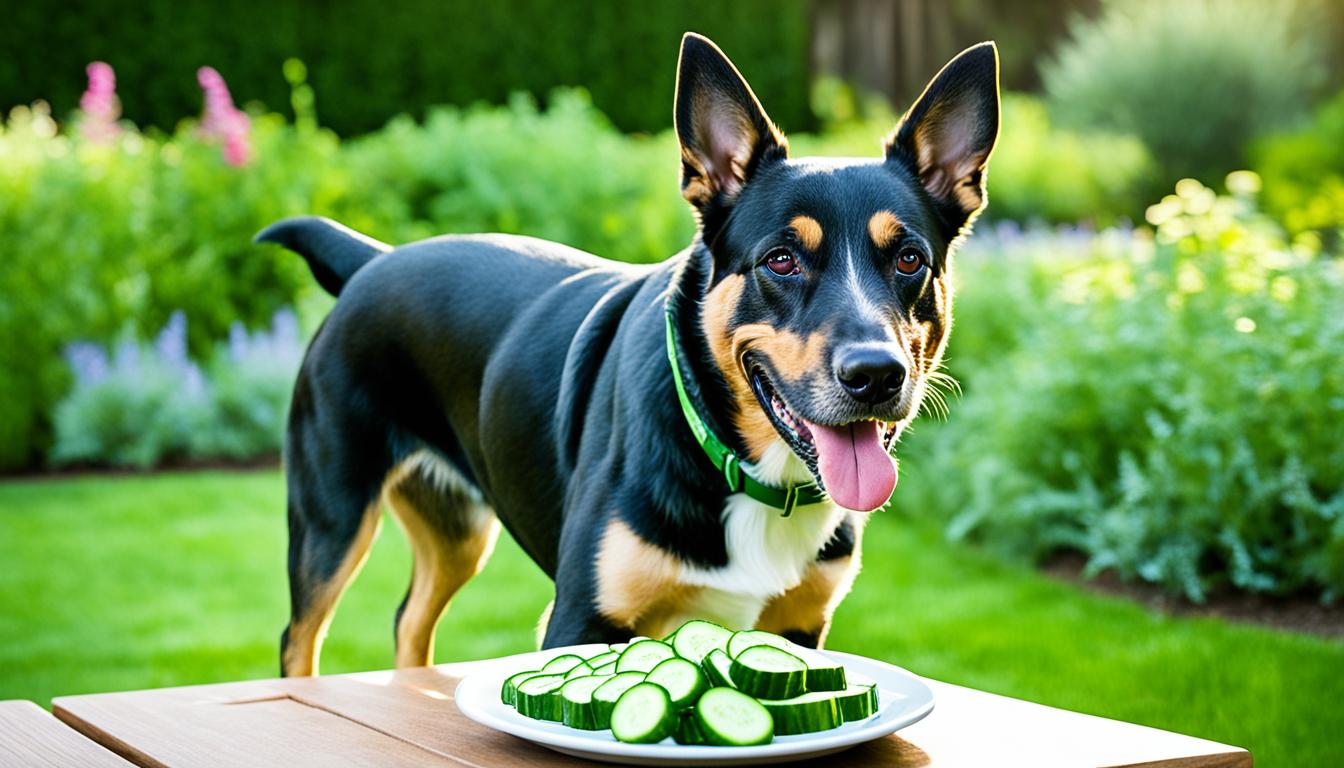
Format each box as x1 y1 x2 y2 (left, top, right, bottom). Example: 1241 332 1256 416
1 470 1341 766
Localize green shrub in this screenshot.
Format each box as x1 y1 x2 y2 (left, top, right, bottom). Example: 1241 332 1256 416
986 94 1157 225
1042 0 1325 183
909 175 1344 601
1252 90 1344 237
0 0 811 136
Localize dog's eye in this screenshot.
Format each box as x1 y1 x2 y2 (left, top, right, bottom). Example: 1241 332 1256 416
895 248 926 276
764 248 800 276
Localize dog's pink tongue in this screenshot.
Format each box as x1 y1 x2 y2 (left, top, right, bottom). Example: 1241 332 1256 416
806 421 896 511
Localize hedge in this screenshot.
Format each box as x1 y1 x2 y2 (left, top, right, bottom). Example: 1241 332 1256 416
0 0 812 136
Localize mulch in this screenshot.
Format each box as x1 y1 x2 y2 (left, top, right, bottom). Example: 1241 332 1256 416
1043 552 1344 640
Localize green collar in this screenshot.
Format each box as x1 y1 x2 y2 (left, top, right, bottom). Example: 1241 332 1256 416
664 302 827 516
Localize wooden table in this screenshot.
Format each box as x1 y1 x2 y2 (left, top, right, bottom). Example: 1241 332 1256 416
36 656 1248 767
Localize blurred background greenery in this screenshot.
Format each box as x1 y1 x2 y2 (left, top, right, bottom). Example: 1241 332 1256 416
2 0 1343 764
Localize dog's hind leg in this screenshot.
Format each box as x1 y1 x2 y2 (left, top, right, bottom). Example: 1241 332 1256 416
280 482 384 678
385 450 500 668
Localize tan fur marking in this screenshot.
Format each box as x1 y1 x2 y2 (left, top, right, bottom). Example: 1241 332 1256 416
596 518 700 634
386 483 499 668
789 215 824 251
731 324 829 386
756 524 865 647
702 275 777 460
282 505 382 676
868 210 904 249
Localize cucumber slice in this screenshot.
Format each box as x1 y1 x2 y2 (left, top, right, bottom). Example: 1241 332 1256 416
672 708 707 745
727 630 792 659
514 674 566 720
559 675 610 730
729 645 807 699
645 657 708 709
615 639 675 673
835 683 879 722
592 671 647 729
694 687 774 746
790 646 847 692
701 649 736 689
501 670 540 706
671 620 732 663
610 682 675 744
585 650 620 668
540 654 586 674
592 662 617 676
758 690 841 735
564 662 594 680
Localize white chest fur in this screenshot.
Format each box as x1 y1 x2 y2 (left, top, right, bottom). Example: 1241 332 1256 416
671 441 850 631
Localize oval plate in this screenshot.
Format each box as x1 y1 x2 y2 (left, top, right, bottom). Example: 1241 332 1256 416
454 644 934 766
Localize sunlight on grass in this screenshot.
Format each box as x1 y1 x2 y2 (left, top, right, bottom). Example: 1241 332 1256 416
1 470 1341 765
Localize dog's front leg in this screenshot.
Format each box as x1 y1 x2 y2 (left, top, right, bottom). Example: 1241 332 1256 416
542 481 690 648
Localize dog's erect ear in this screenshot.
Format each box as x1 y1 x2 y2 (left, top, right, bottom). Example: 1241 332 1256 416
675 33 787 210
885 42 1000 237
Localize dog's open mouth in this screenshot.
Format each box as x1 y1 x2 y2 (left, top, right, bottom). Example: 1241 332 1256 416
749 366 899 511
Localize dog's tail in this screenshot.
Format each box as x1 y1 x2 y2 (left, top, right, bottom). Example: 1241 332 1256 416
255 216 391 297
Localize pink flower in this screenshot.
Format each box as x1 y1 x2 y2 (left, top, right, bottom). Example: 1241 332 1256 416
79 61 121 143
197 66 252 166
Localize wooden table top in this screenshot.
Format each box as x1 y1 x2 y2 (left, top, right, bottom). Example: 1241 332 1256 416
0 700 133 768
41 655 1249 768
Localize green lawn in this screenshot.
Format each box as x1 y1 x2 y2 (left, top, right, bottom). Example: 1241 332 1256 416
1 470 1341 765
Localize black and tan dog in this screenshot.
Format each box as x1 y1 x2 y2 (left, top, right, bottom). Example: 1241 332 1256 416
259 33 999 676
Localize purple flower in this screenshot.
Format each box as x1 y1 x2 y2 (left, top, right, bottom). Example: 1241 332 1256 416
79 61 121 143
64 342 110 386
197 66 253 166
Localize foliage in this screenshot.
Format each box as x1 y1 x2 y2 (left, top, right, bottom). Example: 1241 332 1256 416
1042 0 1325 182
985 94 1157 225
51 311 302 468
0 0 811 136
912 176 1344 601
1251 90 1344 237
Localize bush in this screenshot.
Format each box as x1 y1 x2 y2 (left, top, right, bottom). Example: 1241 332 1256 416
51 310 302 468
1252 90 1344 237
909 175 1344 601
0 0 811 136
1042 0 1325 183
986 94 1156 225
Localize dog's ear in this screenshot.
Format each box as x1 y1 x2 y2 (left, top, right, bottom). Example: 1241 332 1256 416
675 33 787 211
885 42 1000 237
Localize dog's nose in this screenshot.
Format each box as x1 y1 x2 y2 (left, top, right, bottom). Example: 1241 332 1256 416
835 345 906 404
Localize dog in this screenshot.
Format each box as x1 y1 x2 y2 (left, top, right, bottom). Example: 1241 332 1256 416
258 33 999 676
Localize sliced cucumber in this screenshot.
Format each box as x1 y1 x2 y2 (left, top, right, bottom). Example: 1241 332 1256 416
729 645 807 699
671 620 733 664
615 639 675 673
592 671 647 729
694 687 774 746
758 690 841 735
645 657 708 710
610 682 675 744
540 653 586 674
835 683 879 722
514 673 566 721
789 646 847 692
559 675 610 730
672 708 707 745
585 650 620 668
564 662 594 680
701 648 736 689
592 661 617 676
501 670 540 706
726 630 792 659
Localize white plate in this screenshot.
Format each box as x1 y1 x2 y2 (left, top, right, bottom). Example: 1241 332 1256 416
454 643 934 766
